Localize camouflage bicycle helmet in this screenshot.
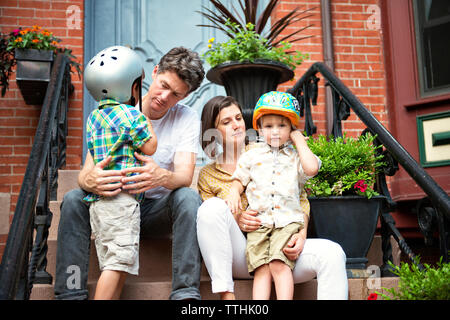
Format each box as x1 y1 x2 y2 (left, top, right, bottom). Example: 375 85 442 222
84 45 143 103
253 91 301 130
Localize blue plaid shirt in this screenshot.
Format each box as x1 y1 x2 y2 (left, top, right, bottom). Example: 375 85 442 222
84 99 152 203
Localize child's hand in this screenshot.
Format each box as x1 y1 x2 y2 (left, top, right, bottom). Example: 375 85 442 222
290 130 307 143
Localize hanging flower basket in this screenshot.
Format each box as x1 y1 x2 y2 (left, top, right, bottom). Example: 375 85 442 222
15 48 54 105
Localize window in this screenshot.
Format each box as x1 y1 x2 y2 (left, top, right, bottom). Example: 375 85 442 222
413 0 450 96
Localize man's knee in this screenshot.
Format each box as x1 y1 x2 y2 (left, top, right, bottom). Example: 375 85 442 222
60 189 89 225
170 187 202 220
171 187 202 208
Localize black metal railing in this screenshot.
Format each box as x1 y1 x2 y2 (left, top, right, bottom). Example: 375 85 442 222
287 62 450 270
0 53 71 299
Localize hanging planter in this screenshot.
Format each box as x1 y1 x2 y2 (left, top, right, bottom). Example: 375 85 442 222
206 59 294 129
0 25 81 103
15 48 53 105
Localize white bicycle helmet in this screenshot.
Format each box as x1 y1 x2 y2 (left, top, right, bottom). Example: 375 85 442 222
84 45 143 103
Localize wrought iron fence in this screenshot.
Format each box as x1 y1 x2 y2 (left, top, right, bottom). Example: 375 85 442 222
287 62 450 272
0 53 71 299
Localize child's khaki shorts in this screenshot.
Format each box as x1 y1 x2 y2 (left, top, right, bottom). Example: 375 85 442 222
246 222 303 274
89 192 140 275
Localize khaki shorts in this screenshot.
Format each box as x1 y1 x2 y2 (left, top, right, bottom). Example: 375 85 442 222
89 193 140 275
246 222 303 274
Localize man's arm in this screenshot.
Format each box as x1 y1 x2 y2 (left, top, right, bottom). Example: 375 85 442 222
78 152 123 196
120 151 196 194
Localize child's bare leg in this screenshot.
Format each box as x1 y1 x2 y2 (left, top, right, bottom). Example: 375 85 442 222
269 260 294 300
112 272 127 300
94 270 127 300
219 291 236 300
252 264 272 300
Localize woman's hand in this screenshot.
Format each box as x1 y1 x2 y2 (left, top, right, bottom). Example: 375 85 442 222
283 230 307 261
237 209 261 232
224 189 242 215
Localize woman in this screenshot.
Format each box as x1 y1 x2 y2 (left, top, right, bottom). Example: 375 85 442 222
196 96 348 300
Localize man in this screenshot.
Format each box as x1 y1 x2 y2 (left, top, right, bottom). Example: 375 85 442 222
54 47 205 300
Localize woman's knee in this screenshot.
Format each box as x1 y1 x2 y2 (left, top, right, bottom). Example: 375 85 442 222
317 239 346 265
197 197 229 225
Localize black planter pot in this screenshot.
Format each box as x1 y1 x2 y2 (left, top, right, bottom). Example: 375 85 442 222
15 49 54 105
308 195 385 272
206 59 294 130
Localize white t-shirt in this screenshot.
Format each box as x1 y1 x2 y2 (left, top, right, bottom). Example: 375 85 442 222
144 103 200 199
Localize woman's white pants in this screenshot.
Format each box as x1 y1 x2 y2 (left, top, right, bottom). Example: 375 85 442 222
196 197 349 300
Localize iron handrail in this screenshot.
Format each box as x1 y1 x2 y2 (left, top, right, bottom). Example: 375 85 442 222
0 53 70 299
287 62 450 220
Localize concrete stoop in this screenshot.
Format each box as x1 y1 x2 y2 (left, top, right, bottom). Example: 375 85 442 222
27 170 400 300
29 277 399 300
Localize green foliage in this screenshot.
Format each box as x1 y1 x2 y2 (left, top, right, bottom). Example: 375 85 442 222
0 33 16 97
204 21 308 70
377 257 450 300
305 133 385 199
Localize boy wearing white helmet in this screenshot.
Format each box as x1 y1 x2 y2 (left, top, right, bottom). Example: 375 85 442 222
55 47 205 301
226 91 320 300
83 45 157 299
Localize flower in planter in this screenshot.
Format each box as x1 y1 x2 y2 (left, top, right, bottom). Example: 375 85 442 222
0 25 81 97
197 0 315 70
7 26 60 51
305 133 385 199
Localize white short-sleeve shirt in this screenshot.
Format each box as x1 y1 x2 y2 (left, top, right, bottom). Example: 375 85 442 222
144 103 200 199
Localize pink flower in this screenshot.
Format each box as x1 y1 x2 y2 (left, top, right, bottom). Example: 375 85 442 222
13 29 20 36
367 293 378 300
354 180 368 193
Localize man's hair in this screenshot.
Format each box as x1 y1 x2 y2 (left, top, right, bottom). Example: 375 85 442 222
157 47 205 94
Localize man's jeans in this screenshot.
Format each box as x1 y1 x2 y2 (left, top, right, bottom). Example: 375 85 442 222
54 187 203 300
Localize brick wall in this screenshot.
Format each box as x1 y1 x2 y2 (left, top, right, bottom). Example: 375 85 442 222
0 0 84 260
276 0 388 138
0 0 390 261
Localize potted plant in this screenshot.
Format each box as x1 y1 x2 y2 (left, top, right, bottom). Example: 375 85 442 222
197 0 314 129
1 25 81 105
305 133 386 274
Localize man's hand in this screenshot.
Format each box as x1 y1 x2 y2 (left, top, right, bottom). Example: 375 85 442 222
120 152 169 194
79 154 124 197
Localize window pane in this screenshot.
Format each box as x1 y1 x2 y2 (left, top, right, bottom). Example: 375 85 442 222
414 0 450 95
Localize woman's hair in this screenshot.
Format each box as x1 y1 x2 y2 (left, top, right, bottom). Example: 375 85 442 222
200 95 242 154
157 46 205 94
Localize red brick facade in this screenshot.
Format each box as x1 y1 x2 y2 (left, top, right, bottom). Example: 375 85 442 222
0 0 387 259
0 0 85 259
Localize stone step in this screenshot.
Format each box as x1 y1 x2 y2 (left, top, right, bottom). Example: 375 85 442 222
44 238 212 282
29 277 399 300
